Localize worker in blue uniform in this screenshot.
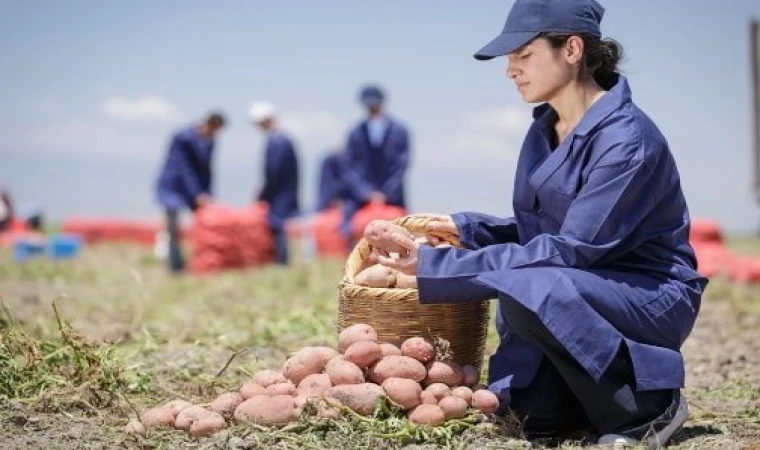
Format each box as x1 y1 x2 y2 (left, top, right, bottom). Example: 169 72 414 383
156 112 225 273
316 151 348 212
249 102 300 265
371 1 707 447
342 85 411 237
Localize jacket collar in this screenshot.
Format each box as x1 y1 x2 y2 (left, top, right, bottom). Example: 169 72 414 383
531 74 631 137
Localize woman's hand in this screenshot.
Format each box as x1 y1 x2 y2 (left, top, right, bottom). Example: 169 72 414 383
425 214 458 237
374 234 419 275
406 213 458 245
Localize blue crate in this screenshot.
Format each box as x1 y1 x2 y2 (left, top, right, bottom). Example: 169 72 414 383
48 234 83 259
12 238 47 263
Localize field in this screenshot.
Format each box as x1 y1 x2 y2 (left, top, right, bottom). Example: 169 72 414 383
1 238 759 449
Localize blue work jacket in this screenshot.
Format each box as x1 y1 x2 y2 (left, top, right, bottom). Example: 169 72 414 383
340 116 410 234
343 116 410 207
316 152 349 212
257 131 300 230
156 126 215 210
416 76 708 403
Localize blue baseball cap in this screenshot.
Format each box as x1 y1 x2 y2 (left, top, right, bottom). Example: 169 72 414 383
474 0 605 61
359 85 385 107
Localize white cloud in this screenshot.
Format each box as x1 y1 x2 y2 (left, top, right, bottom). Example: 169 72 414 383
280 110 346 153
102 96 180 122
432 106 531 166
466 106 532 134
408 107 531 215
19 117 170 161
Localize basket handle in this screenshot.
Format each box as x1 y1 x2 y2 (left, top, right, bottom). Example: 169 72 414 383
343 215 461 285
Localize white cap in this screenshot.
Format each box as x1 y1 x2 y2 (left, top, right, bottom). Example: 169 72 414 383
248 101 276 123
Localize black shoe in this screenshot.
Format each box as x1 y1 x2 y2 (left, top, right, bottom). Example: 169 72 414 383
598 392 688 449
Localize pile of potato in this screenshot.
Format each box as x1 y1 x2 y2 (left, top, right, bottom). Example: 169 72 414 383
355 220 451 289
126 323 499 438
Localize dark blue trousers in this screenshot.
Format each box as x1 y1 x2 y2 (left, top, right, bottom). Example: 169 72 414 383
500 298 677 438
165 209 185 273
273 227 289 265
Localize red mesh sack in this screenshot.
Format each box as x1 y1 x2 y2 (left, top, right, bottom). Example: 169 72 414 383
689 219 723 245
189 203 274 274
726 255 760 284
692 242 732 278
61 217 159 246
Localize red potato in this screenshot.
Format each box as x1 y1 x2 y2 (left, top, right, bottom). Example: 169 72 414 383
450 386 473 405
382 377 423 410
140 407 175 429
325 358 365 385
266 381 297 396
312 346 340 364
355 264 396 288
162 399 193 418
282 347 329 384
420 391 438 405
424 361 465 387
400 337 435 363
124 419 146 437
210 392 243 418
344 341 383 368
297 373 332 397
471 389 500 415
189 411 227 437
408 404 446 426
175 406 210 431
379 343 402 356
424 383 451 401
338 324 378 352
364 220 414 255
239 382 268 399
368 355 427 384
252 369 287 387
394 272 418 289
438 396 468 420
234 395 297 427
326 383 385 416
471 383 488 391
461 365 480 386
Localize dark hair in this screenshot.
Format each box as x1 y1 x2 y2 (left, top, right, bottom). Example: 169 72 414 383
205 112 226 128
541 32 622 90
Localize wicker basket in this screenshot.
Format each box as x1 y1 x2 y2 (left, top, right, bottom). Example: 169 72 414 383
338 215 490 370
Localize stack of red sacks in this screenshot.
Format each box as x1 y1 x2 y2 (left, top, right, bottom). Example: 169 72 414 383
189 203 274 274
61 218 160 246
690 219 760 283
690 219 730 278
727 256 760 283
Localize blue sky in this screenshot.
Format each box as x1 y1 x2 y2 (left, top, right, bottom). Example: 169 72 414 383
1 1 759 233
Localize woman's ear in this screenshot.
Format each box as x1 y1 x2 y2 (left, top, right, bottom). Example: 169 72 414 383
565 35 585 65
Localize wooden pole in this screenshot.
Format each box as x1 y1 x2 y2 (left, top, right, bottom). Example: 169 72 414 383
752 20 760 203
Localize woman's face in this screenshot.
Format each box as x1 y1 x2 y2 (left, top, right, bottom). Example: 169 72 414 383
506 37 579 104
